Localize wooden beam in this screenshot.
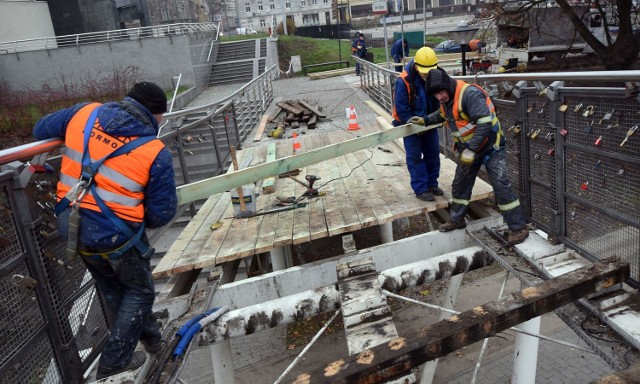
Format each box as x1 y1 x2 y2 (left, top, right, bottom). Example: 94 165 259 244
253 114 270 142
277 101 303 115
591 362 640 383
293 260 629 384
298 100 327 118
261 143 277 194
176 123 437 205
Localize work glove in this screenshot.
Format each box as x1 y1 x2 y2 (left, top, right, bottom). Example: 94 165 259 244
459 148 476 166
408 116 425 126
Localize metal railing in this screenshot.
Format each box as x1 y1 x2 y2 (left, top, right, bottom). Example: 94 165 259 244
0 64 278 383
0 22 220 54
357 56 640 286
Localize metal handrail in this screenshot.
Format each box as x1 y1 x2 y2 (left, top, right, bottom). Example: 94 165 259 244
0 65 279 166
0 22 219 53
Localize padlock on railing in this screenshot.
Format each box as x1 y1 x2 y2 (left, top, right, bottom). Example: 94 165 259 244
533 150 542 160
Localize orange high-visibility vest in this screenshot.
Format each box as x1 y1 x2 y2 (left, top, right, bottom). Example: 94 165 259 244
57 103 165 222
392 70 412 124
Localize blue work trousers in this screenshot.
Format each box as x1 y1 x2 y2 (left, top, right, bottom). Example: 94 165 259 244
82 243 161 370
449 149 527 230
403 129 441 195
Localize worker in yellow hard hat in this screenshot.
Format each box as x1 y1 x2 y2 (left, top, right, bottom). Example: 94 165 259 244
391 47 443 202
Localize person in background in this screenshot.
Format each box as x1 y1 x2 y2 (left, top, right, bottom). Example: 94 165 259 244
391 47 443 202
33 82 178 379
424 68 529 244
391 38 410 73
352 32 367 76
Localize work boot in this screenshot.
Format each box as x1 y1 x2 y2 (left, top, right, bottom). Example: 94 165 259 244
507 228 529 245
141 338 165 354
428 186 444 196
439 220 467 232
96 351 146 380
416 191 435 202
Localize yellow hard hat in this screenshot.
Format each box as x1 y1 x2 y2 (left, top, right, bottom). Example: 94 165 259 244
414 47 438 74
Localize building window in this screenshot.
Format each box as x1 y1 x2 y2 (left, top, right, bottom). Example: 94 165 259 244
312 0 317 4
300 0 306 6
270 0 275 9
245 3 251 12
286 1 291 8
260 19 266 27
323 0 328 3
258 1 264 11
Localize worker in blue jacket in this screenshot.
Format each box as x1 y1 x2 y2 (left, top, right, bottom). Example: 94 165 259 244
391 47 442 202
33 82 177 379
391 38 409 72
352 32 367 75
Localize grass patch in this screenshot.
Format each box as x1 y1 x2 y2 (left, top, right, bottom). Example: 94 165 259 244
218 33 269 42
165 85 189 99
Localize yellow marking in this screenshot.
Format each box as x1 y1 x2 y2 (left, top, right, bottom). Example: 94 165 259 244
521 287 541 299
389 337 406 351
324 359 345 377
357 350 374 365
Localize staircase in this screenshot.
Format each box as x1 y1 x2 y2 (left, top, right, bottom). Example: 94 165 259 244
209 39 268 86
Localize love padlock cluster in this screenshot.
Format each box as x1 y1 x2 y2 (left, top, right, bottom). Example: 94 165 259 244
563 103 636 147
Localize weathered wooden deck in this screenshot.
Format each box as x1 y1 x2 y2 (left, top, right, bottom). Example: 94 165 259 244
152 124 494 279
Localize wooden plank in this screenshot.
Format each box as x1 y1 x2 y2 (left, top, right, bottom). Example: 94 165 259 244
592 362 640 383
365 100 392 123
253 186 281 254
177 123 440 205
152 195 222 278
291 135 315 245
253 114 270 142
273 140 299 247
327 131 377 229
169 193 232 276
261 143 277 194
298 260 630 383
307 134 330 241
276 101 303 115
298 100 327 118
192 200 235 271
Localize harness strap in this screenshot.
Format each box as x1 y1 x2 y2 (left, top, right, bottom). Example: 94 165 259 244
55 106 156 259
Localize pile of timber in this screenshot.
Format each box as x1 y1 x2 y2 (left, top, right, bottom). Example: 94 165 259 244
267 100 326 135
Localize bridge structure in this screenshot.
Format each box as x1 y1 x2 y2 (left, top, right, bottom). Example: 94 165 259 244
0 33 639 384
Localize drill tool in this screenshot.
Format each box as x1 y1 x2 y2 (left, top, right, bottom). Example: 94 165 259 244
288 174 322 197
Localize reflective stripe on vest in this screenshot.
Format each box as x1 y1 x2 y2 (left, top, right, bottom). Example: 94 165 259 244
498 199 521 211
452 198 470 206
57 103 165 222
391 70 412 124
440 82 501 145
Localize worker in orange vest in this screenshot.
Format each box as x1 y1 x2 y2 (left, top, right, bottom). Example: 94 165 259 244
33 82 177 379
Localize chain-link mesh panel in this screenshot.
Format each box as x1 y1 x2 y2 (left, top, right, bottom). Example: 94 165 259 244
566 199 640 281
494 98 523 194
564 95 639 155
525 91 557 232
1 332 61 384
67 285 109 362
0 262 45 368
0 188 23 265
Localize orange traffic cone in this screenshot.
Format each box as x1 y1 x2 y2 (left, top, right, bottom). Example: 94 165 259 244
347 105 360 131
292 132 301 154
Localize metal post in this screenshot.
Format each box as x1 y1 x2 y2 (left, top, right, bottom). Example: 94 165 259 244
418 273 464 384
511 316 541 384
461 43 467 76
271 245 288 270
380 221 393 243
549 81 566 243
383 15 390 69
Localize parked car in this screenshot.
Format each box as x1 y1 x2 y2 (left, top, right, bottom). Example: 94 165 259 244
236 27 258 35
434 40 462 53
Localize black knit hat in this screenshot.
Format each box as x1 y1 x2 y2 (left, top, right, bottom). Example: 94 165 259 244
426 68 454 98
127 81 167 114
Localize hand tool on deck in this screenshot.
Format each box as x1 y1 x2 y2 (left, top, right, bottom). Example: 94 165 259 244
287 174 322 197
230 146 246 213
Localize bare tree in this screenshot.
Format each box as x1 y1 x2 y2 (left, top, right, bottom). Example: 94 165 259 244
484 0 639 70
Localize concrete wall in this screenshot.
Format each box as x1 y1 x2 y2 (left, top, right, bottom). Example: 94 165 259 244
0 1 56 44
0 35 196 92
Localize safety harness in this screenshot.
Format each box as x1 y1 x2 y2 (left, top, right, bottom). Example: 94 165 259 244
446 82 503 164
55 107 155 260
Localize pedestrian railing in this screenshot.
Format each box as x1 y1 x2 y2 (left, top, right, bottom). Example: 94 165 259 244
0 22 220 54
0 64 277 383
356 56 640 286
